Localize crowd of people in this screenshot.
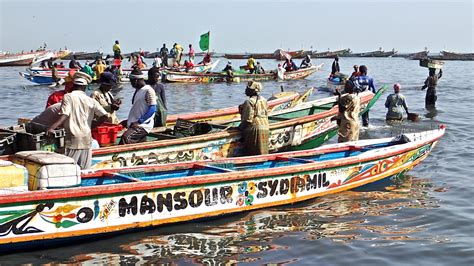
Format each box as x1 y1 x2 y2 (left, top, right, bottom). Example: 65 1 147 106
30 41 444 169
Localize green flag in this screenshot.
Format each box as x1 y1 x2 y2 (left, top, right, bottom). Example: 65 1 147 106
199 31 210 51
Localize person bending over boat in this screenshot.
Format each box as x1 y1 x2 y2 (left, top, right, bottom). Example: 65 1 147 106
300 55 312 69
332 84 361 143
184 60 194 72
255 62 265 74
90 72 121 124
120 69 157 144
47 72 108 169
353 65 376 127
238 81 269 155
199 53 212 65
421 68 442 108
222 61 234 78
282 58 298 72
247 56 256 74
385 83 409 121
147 66 167 127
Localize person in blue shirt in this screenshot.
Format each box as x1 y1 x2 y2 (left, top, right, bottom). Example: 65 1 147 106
353 65 376 127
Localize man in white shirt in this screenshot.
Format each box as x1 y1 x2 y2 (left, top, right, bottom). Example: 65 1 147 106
47 72 108 169
120 69 157 144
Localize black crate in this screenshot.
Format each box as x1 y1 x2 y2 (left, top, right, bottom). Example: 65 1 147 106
4 123 65 152
0 131 16 155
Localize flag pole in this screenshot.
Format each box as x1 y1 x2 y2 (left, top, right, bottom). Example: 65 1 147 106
208 31 210 54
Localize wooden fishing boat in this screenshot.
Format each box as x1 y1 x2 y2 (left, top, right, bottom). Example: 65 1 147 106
163 64 323 83
0 126 445 251
166 89 313 126
311 49 351 58
393 50 429 59
89 88 383 170
342 49 397 58
224 53 274 60
428 51 474 61
0 51 47 67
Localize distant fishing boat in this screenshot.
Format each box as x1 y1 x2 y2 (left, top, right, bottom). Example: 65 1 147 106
0 51 47 67
163 64 323 83
342 48 397 58
311 49 351 58
428 50 474 61
0 126 444 251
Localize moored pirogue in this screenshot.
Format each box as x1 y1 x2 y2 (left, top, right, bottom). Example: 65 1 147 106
0 126 445 251
163 64 323 83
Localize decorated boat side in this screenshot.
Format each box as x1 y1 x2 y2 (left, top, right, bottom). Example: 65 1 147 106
0 126 445 251
163 64 323 83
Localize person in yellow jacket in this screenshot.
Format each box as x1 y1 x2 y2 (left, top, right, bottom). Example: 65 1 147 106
175 43 184 65
247 56 256 74
93 59 106 80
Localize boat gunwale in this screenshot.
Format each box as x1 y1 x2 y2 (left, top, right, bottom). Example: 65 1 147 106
92 91 374 156
0 128 445 205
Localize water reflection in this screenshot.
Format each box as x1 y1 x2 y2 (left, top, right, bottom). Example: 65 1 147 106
62 175 447 265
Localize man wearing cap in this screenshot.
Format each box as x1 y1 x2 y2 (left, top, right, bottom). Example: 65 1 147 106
385 83 409 121
238 81 269 155
120 69 157 144
91 72 121 124
47 72 108 169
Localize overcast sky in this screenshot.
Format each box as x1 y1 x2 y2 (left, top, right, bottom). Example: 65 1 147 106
1 0 472 54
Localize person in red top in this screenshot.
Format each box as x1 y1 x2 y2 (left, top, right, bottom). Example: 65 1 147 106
184 60 194 71
350 65 361 80
45 69 76 108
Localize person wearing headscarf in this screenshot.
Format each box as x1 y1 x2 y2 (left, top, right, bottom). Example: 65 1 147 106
238 81 269 155
47 72 108 169
385 83 409 121
332 83 361 143
421 68 442 108
90 72 121 124
300 55 312 69
120 69 157 144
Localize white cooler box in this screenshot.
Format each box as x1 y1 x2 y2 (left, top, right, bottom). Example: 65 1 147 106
12 151 81 190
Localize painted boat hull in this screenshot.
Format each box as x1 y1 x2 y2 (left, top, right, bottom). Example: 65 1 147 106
90 90 376 170
166 89 312 126
326 79 345 94
163 64 323 83
0 127 445 251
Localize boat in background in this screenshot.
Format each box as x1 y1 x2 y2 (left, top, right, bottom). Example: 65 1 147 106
224 49 306 60
0 126 445 251
61 51 104 60
342 48 397 58
311 49 351 58
0 51 48 67
428 50 474 61
163 64 323 83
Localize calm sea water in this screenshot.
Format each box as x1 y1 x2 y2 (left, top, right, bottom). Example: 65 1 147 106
0 58 473 265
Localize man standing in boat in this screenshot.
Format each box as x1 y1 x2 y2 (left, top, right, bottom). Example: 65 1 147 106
353 65 376 127
332 84 361 143
113 40 122 60
331 55 340 75
46 72 108 169
421 68 442 108
160 44 169 67
238 81 269 155
120 69 157 144
147 65 167 127
247 56 256 74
